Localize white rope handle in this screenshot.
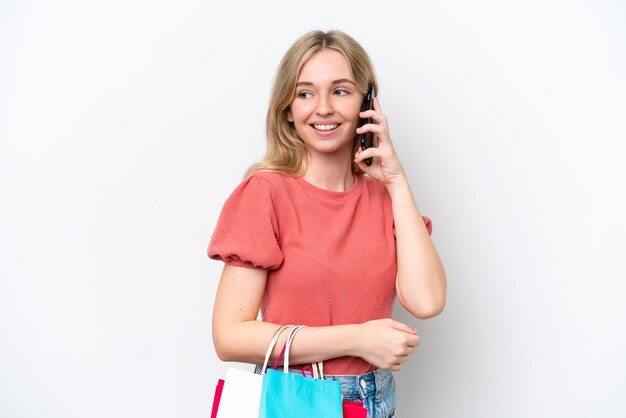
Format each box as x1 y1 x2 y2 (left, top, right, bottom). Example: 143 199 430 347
282 325 326 380
283 325 306 372
311 362 319 379
261 324 294 374
310 361 324 379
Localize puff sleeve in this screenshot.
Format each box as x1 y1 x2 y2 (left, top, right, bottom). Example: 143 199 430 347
207 175 283 269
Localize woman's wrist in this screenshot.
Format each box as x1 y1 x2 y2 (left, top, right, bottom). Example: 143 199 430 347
343 323 363 358
385 174 411 199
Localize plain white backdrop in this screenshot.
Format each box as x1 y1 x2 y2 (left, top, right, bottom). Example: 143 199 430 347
1 1 625 417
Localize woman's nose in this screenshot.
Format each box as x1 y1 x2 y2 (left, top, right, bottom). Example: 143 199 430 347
315 94 334 115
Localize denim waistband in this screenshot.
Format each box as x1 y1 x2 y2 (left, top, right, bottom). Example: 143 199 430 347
253 364 394 402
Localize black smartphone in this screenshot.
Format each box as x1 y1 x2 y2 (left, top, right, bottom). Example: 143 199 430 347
359 84 376 166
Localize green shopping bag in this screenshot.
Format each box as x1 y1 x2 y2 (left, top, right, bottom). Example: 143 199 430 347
258 326 343 418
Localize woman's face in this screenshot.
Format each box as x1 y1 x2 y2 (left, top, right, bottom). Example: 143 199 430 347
287 48 363 158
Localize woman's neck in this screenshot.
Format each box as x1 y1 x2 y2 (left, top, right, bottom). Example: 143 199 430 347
302 149 355 192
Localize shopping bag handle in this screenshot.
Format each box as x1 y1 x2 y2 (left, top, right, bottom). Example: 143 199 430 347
283 325 305 372
260 324 295 374
282 325 325 379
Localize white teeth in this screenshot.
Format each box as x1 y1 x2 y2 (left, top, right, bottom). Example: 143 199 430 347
312 124 339 131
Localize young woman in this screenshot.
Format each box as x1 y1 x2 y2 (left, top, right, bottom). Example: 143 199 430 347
208 30 446 418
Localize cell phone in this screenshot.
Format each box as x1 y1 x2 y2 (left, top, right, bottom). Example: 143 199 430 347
359 84 376 166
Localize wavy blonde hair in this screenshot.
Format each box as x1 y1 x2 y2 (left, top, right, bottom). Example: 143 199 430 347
244 30 379 178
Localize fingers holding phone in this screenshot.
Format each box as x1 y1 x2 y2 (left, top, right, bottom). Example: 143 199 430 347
355 93 405 184
358 84 376 166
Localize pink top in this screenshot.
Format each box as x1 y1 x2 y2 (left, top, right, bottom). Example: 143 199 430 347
208 171 432 375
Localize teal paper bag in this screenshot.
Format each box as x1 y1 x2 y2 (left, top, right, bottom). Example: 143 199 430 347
259 368 343 418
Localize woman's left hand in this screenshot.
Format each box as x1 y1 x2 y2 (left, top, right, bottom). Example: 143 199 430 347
354 97 406 186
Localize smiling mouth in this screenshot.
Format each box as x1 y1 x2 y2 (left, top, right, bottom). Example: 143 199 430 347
310 123 341 132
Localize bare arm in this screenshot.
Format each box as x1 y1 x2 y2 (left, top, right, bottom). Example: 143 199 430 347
212 263 420 371
388 177 447 319
355 96 447 319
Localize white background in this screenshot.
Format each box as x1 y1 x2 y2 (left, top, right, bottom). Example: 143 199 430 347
1 1 625 417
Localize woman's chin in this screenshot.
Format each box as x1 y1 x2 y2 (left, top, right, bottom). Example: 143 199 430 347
306 142 355 158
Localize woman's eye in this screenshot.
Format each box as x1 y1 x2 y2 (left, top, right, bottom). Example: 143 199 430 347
297 91 312 99
334 89 349 96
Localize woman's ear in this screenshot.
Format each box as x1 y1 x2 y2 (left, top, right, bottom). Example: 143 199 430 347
286 109 294 123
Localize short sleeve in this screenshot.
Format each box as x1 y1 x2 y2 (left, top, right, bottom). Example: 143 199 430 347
207 175 283 269
422 215 433 235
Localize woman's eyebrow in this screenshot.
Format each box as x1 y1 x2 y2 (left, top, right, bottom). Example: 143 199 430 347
296 79 356 87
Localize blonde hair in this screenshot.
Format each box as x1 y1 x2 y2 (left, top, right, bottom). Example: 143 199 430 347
244 30 379 178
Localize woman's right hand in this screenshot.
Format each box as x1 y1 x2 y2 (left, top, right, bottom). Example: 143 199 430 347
354 318 421 371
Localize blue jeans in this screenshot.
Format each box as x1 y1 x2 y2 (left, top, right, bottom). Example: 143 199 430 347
254 364 397 418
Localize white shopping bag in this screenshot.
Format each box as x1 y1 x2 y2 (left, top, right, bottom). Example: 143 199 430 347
215 367 262 418
213 325 293 418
